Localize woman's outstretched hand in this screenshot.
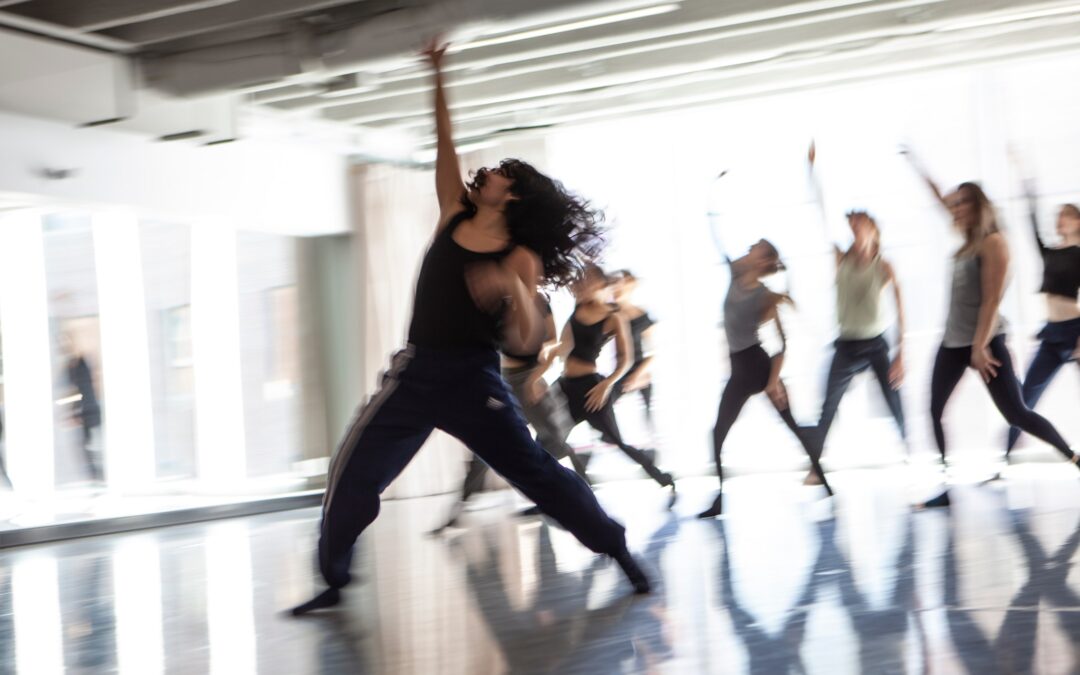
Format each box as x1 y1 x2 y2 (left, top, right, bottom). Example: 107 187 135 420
421 36 448 69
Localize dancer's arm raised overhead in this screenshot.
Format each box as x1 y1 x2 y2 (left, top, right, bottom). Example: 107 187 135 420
586 312 632 413
901 145 949 212
807 141 844 266
424 39 467 230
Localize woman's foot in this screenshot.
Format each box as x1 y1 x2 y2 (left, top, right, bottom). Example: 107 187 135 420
697 493 723 519
611 549 651 594
290 588 341 616
918 491 951 509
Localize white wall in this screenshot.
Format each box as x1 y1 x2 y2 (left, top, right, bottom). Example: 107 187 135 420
0 109 349 236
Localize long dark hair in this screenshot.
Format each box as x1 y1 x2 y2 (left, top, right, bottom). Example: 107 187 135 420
464 158 605 288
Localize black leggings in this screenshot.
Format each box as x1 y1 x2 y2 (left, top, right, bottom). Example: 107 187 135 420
1006 318 1080 453
558 373 672 487
713 346 832 494
931 334 1074 461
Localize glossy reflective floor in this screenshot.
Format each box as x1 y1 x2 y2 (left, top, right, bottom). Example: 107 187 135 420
1 466 1079 674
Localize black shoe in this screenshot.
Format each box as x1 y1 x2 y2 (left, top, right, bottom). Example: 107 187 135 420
290 588 341 616
919 491 951 509
611 549 651 594
697 493 723 519
666 484 678 510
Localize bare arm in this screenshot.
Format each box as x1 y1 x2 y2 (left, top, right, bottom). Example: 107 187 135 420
973 234 1009 351
901 147 949 212
607 313 634 384
765 303 787 387
526 312 560 386
500 247 546 356
424 41 466 229
884 261 906 387
807 142 844 265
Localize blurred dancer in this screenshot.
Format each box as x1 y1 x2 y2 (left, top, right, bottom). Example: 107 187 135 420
904 148 1079 508
805 143 908 484
434 295 591 532
698 240 833 519
1003 172 1080 459
611 270 659 433
291 41 649 614
553 265 677 506
60 334 104 483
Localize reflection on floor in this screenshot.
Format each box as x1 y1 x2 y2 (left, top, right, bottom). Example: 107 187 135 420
1 467 1079 674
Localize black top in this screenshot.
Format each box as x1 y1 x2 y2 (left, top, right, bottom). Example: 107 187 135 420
1030 206 1080 301
407 212 514 349
67 356 100 416
568 307 614 364
502 300 553 365
627 312 656 364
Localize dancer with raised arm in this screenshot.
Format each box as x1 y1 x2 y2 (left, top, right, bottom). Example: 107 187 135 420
804 142 908 484
611 270 659 434
903 147 1078 508
698 231 833 519
290 41 650 614
1003 165 1080 462
552 265 677 506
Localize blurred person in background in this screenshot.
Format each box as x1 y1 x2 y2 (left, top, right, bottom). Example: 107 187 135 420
698 234 833 519
1002 161 1080 463
59 332 104 484
291 40 650 615
904 148 1079 508
552 264 677 507
804 142 908 485
611 270 659 437
0 406 9 489
433 292 591 533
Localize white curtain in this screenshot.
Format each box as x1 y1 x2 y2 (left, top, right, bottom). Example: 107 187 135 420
351 163 468 499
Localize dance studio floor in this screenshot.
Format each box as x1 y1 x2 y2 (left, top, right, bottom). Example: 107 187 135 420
1 466 1079 674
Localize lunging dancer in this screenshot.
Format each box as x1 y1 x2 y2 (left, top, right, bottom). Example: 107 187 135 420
805 142 908 483
291 41 649 614
611 270 659 434
434 295 591 532
698 238 833 519
1003 167 1080 462
903 148 1079 508
552 265 677 506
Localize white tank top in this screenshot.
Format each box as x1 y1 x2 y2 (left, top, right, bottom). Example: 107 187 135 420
836 254 888 340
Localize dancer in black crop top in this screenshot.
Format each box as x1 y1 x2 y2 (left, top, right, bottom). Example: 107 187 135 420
1004 176 1080 459
291 41 650 615
549 265 678 507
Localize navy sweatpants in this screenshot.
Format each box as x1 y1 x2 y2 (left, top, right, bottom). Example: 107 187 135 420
319 345 627 589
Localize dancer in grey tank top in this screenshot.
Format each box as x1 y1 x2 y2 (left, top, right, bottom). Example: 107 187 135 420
904 148 1078 509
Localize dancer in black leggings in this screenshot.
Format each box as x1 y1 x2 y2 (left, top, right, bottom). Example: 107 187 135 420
435 297 591 531
698 241 833 519
1004 172 1080 459
552 265 677 505
291 41 649 614
611 270 658 431
904 149 1079 508
805 142 908 484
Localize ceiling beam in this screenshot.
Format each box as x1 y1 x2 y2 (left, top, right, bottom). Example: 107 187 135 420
4 0 239 33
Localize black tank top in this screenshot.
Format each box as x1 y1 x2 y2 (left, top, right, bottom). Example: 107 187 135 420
407 212 513 349
502 300 553 365
568 307 614 364
1030 209 1080 300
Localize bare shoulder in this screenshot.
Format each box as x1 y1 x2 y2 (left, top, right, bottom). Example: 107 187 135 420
981 232 1009 257
505 245 542 280
436 199 468 232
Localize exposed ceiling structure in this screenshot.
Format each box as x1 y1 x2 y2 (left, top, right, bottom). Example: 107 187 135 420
2 0 1080 159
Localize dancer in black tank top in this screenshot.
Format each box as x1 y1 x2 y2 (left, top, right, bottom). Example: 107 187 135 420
291 40 649 614
550 265 677 507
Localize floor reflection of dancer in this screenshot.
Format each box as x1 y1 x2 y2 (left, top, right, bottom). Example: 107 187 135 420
610 270 658 433
805 143 908 483
698 239 832 519
1003 169 1080 461
291 41 649 615
435 296 591 532
553 265 677 505
904 149 1079 508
